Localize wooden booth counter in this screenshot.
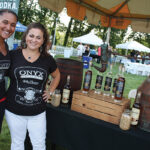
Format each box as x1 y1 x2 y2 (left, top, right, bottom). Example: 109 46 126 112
71 90 130 125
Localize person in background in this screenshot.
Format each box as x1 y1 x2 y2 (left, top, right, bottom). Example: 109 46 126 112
145 53 150 64
97 46 101 63
107 46 116 71
112 48 117 64
141 53 145 64
5 22 60 150
0 9 18 134
83 44 90 56
77 42 85 58
136 52 141 63
130 50 136 62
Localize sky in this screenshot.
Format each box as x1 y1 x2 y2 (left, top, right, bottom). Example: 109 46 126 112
59 8 70 27
58 8 132 42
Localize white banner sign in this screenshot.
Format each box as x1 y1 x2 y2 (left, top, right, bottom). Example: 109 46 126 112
0 0 20 14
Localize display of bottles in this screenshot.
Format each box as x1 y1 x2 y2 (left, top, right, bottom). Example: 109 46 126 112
131 91 141 126
62 75 71 105
82 61 92 94
114 66 125 101
95 71 103 94
103 72 112 96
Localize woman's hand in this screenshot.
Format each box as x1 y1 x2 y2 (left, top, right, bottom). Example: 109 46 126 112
42 90 53 102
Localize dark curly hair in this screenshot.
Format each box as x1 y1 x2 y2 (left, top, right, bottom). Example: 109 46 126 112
21 22 49 56
0 9 18 22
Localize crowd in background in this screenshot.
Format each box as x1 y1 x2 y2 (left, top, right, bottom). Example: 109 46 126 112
76 43 150 66
129 50 150 64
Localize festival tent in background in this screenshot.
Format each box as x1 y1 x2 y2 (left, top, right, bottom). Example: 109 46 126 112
38 0 150 45
39 0 150 33
73 32 103 46
15 22 27 32
116 41 150 53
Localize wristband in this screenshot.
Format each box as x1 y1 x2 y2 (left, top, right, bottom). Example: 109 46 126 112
49 92 54 96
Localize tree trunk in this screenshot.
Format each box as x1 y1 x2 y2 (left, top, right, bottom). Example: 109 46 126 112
63 18 73 46
51 17 57 45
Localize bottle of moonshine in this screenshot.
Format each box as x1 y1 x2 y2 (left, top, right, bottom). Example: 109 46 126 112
111 66 121 98
112 77 118 98
95 71 103 94
82 61 92 94
103 64 113 96
114 66 125 101
62 75 71 106
131 91 141 126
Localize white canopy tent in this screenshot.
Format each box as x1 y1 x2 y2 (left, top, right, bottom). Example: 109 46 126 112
116 41 150 53
73 32 103 46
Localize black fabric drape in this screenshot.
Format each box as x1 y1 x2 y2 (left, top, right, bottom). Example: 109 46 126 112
46 104 150 150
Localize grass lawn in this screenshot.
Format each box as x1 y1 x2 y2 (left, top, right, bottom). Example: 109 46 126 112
0 55 147 150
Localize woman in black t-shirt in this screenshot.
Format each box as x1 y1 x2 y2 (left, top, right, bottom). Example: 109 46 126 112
0 9 18 133
5 22 60 150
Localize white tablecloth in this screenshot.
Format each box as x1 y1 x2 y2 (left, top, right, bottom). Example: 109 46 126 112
125 62 150 76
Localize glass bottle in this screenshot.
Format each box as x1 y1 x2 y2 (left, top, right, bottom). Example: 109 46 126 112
62 75 71 106
82 61 92 94
94 71 103 94
119 109 132 130
111 66 121 98
131 91 141 126
112 77 118 98
114 66 125 102
103 72 112 96
51 89 61 107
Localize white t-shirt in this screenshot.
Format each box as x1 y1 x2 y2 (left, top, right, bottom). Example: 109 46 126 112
77 44 85 56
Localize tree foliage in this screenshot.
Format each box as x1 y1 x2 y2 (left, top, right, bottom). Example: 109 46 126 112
15 1 150 51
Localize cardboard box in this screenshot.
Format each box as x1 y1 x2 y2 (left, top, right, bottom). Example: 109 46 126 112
71 90 130 125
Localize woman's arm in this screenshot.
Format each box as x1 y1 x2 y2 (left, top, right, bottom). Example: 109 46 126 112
49 68 60 93
43 68 60 101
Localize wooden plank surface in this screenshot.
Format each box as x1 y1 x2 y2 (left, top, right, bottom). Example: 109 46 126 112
71 90 130 125
71 104 119 124
72 98 122 117
74 90 130 106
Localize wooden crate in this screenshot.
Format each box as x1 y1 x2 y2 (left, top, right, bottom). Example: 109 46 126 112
71 90 130 125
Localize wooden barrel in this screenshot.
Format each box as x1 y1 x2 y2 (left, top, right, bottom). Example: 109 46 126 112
139 94 150 132
56 58 83 91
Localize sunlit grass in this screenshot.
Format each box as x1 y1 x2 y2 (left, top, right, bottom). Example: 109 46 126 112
0 118 11 150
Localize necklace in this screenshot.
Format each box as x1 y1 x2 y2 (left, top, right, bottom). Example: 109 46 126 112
28 56 31 60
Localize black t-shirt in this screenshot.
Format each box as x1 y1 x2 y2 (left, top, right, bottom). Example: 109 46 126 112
6 49 57 116
0 42 10 100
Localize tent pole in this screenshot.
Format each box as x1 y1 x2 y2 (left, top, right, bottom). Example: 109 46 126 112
106 27 111 45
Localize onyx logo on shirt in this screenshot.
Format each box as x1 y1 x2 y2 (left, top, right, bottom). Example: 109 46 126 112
14 66 47 106
0 60 10 83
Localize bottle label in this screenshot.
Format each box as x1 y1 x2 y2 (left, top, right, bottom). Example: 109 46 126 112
95 75 103 89
84 73 91 90
104 77 112 91
112 78 118 93
115 80 124 98
62 89 70 103
131 108 140 125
